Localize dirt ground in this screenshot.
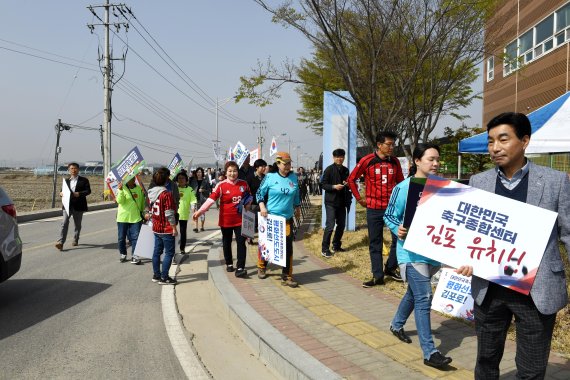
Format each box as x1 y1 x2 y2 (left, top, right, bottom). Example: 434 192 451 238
0 173 153 212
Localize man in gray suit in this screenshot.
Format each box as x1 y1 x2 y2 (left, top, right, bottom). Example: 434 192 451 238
456 112 569 379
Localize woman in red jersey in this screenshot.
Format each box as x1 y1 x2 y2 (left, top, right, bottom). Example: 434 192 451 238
193 161 252 277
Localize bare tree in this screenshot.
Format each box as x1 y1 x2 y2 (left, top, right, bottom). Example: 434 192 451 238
237 0 501 152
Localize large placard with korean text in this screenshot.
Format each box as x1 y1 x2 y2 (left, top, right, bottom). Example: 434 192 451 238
111 146 145 184
404 177 558 295
257 213 286 267
168 153 184 180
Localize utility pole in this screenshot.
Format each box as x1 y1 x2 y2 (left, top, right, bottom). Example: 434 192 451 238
103 0 111 189
52 119 71 208
253 115 267 157
87 1 129 197
212 97 232 170
214 97 221 172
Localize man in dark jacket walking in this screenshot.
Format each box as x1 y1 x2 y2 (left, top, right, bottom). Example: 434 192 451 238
56 162 91 250
320 149 352 258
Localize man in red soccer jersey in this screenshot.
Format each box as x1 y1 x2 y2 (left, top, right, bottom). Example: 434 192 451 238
348 131 404 287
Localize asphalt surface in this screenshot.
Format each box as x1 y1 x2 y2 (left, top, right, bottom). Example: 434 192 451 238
1 209 186 379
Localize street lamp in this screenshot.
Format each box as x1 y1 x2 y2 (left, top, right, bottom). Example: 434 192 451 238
280 133 292 153
293 145 301 168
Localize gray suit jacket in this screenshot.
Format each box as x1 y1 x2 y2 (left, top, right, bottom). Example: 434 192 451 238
468 161 570 315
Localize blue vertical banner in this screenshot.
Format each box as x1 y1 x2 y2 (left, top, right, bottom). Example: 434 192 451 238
322 91 357 231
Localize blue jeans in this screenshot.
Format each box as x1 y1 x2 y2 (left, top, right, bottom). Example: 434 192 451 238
366 208 398 278
152 233 175 280
391 264 437 359
117 222 142 255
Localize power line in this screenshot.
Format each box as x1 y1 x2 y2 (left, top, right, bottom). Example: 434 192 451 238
117 79 215 139
0 46 98 71
120 7 251 125
112 131 211 158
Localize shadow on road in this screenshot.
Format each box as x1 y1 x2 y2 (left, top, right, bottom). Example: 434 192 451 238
0 279 111 340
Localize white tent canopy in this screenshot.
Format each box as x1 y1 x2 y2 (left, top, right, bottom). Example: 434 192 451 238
459 91 570 154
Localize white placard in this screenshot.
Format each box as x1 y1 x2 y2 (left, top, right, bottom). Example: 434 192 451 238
249 148 259 163
233 141 249 168
431 268 474 321
404 177 558 295
133 222 156 259
62 178 71 216
241 210 255 239
257 213 286 267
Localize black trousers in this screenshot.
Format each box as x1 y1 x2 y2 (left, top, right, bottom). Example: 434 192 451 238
178 219 188 251
282 221 294 279
474 284 556 380
321 204 346 252
221 226 246 269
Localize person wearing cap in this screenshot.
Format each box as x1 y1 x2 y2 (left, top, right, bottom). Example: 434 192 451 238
256 151 301 287
320 148 351 258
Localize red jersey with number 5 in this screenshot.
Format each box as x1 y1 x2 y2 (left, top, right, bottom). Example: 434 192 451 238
209 179 251 227
151 190 176 234
347 152 404 209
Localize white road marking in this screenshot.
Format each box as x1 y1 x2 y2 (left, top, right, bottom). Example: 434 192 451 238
162 230 220 379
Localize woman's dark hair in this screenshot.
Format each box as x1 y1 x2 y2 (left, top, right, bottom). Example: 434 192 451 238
195 167 204 177
175 171 189 182
224 161 239 173
268 163 278 173
409 143 440 177
153 167 170 186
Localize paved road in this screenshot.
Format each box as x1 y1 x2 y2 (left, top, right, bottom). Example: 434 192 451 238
0 209 186 379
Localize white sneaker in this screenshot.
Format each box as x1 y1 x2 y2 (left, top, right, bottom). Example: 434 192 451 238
120 254 127 263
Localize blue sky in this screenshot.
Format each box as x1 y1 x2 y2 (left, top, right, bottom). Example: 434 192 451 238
0 1 481 169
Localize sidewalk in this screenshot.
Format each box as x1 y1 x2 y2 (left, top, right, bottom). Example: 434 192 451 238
178 203 570 379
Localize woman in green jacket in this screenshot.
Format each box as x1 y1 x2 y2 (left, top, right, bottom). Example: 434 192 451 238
116 177 146 264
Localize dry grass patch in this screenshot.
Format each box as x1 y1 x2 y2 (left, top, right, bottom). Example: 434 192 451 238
303 199 409 298
303 200 570 357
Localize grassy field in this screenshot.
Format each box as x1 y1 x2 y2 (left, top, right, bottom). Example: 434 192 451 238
302 198 570 357
0 173 154 212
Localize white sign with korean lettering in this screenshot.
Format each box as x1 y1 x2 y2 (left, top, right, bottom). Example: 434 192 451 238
404 177 557 295
258 213 286 267
241 210 255 239
431 268 474 321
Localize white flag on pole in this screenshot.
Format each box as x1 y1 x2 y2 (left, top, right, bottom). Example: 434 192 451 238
269 137 277 156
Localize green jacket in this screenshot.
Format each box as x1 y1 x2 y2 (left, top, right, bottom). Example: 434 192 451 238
178 186 197 221
116 185 146 223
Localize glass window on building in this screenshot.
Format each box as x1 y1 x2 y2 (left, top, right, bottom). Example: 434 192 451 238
519 30 534 61
504 40 518 74
487 56 494 81
556 3 570 32
536 15 554 45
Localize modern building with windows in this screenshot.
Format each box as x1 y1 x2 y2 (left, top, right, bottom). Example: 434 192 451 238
484 0 570 171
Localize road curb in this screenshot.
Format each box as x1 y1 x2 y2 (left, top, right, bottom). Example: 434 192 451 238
207 244 342 380
17 201 116 223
